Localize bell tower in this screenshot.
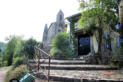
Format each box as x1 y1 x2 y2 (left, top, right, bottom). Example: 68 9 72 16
56 10 65 32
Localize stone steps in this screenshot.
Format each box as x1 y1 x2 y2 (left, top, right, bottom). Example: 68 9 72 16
29 59 86 64
30 62 117 70
35 70 123 82
30 64 117 70
30 61 87 65
29 59 123 82
34 69 123 82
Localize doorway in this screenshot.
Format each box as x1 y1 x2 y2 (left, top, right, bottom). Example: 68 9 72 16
78 34 90 55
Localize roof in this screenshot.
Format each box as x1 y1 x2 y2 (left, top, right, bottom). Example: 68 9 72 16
66 13 81 22
58 10 64 15
48 22 56 31
73 28 93 36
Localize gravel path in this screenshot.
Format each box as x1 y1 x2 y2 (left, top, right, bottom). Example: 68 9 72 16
0 67 9 82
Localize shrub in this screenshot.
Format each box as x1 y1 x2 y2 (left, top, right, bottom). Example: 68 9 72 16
12 56 27 69
5 65 29 82
110 38 123 67
50 48 62 56
5 67 12 82
50 32 74 59
0 61 8 67
50 48 65 59
2 61 7 66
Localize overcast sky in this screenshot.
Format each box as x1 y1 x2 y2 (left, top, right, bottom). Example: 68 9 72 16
0 0 80 42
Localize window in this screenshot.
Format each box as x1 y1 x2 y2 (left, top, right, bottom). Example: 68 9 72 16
58 29 61 32
60 15 62 21
59 24 62 27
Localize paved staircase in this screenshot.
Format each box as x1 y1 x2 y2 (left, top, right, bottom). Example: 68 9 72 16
29 59 123 82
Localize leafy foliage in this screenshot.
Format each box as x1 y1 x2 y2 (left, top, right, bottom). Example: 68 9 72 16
1 61 7 66
3 36 38 66
110 38 123 67
50 32 73 59
78 0 119 31
12 56 28 69
50 48 62 56
23 38 38 59
4 37 38 81
4 36 19 66
5 65 29 82
78 0 119 64
13 38 24 58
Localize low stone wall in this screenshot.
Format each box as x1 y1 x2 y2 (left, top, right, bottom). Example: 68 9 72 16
82 53 98 64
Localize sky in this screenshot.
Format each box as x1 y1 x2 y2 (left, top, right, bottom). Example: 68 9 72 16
0 0 80 42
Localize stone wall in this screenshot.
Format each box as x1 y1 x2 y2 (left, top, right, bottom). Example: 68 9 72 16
47 22 57 47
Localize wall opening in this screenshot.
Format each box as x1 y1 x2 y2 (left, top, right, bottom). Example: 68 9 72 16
78 34 90 55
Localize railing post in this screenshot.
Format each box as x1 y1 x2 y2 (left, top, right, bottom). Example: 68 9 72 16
36 47 51 82
48 56 51 82
38 50 40 71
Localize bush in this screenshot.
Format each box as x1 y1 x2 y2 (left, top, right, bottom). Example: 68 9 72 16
5 65 29 82
12 56 27 69
0 61 8 67
5 67 12 82
50 32 74 59
110 38 123 67
50 48 62 56
50 48 65 59
2 61 7 66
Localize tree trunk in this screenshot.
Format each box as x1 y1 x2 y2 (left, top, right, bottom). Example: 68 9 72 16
97 28 103 64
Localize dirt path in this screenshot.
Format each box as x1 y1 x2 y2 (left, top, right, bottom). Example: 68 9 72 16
0 67 9 82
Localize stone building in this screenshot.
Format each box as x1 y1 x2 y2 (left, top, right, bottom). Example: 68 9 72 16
66 13 122 64
66 13 97 56
42 10 66 50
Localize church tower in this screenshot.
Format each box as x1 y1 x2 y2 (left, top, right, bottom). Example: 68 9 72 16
42 10 66 50
56 10 65 33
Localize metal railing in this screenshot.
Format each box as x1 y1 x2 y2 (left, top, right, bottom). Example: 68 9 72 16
35 47 51 82
28 46 51 82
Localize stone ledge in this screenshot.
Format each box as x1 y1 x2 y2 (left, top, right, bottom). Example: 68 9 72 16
35 74 122 82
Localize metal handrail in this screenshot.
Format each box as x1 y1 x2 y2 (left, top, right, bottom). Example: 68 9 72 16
35 47 51 57
35 46 51 82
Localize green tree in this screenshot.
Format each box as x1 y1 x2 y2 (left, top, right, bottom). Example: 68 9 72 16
13 37 24 58
78 0 119 61
3 36 39 66
3 36 24 66
115 0 123 66
50 32 73 58
23 38 38 59
4 36 18 66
